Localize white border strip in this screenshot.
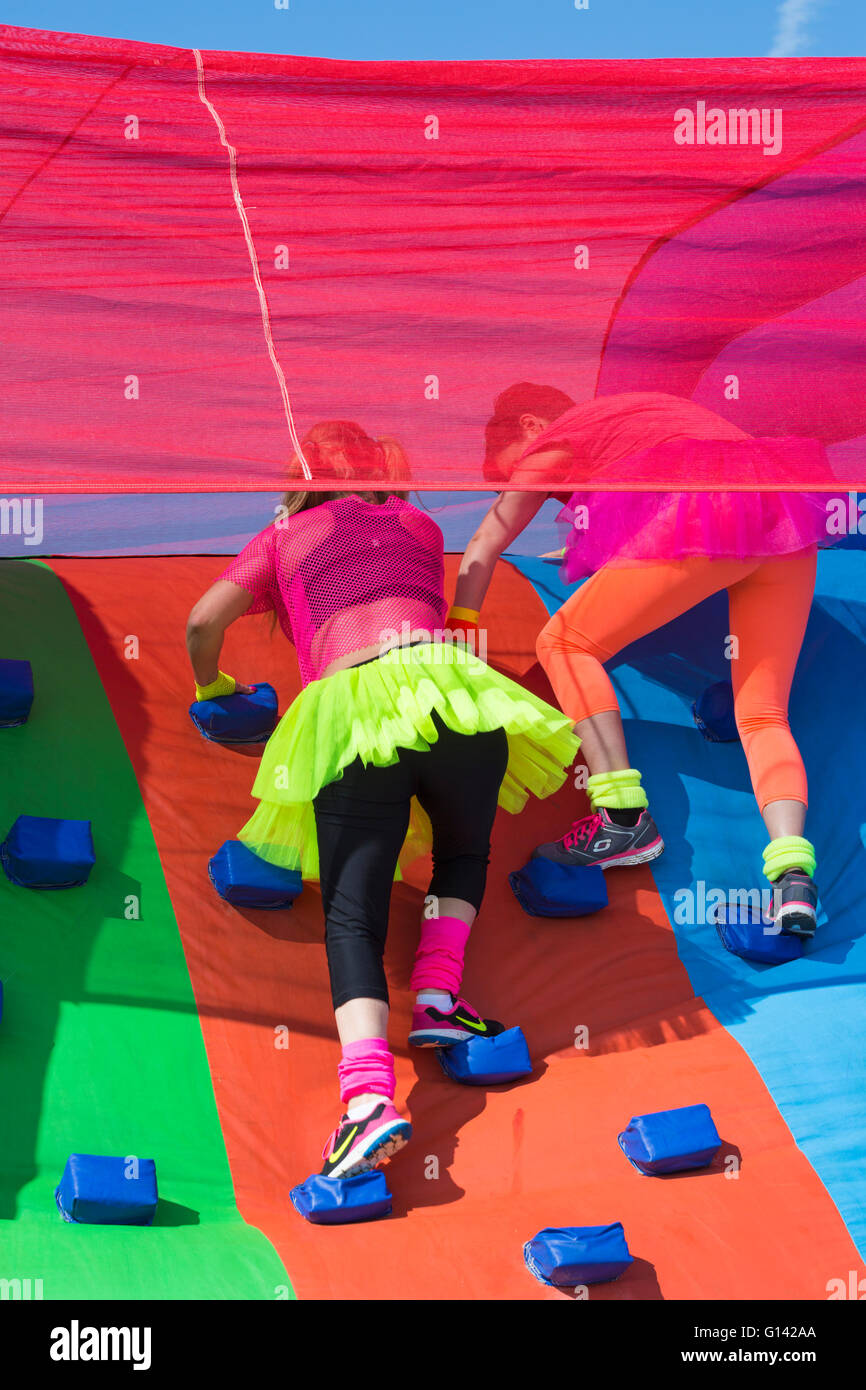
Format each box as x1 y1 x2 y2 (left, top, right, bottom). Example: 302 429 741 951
193 48 312 481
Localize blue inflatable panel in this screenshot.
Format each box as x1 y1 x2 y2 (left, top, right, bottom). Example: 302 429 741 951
55 1154 158 1225
693 679 739 742
508 857 608 918
511 551 866 1258
618 1103 722 1175
437 1025 532 1085
290 1171 393 1224
715 901 804 965
0 658 34 727
0 815 95 888
208 839 302 909
524 1224 633 1288
189 682 278 744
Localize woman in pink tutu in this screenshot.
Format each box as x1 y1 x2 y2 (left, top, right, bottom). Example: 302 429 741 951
451 382 835 938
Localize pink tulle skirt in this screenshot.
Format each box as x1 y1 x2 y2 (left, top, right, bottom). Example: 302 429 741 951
557 439 838 583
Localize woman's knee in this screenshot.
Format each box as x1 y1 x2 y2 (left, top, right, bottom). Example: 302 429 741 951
536 609 603 668
536 612 569 666
734 700 791 740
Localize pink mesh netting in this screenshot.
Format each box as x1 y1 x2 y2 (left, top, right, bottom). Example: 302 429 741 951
3 26 866 492
218 496 447 685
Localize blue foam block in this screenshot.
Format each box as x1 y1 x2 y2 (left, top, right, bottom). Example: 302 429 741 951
55 1154 158 1225
437 1025 532 1085
618 1103 722 1175
715 901 804 965
524 1224 633 1288
208 840 302 909
693 679 739 742
0 816 95 888
508 857 608 918
0 658 34 727
189 682 278 744
290 1171 392 1224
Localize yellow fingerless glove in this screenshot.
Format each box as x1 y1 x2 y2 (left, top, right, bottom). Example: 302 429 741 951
195 670 237 701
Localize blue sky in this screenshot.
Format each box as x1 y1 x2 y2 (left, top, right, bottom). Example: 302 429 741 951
1 0 862 60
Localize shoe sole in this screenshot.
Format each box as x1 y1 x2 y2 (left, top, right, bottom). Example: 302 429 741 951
534 836 665 872
326 1121 412 1181
597 837 665 870
408 1028 482 1048
774 905 817 940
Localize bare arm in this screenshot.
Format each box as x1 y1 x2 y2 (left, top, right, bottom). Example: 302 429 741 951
453 490 548 612
186 580 255 691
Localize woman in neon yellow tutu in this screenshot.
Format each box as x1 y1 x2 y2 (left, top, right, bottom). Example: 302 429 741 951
186 421 578 1181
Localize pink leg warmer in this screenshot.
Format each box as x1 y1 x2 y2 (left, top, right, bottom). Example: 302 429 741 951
409 915 472 995
337 1037 395 1104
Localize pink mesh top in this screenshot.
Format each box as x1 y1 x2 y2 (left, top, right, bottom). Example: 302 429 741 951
218 496 448 686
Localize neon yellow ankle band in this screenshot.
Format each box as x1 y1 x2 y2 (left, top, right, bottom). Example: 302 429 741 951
195 670 237 701
587 768 648 811
762 835 816 881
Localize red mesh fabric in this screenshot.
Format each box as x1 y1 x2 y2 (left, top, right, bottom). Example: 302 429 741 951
218 496 447 685
3 27 866 492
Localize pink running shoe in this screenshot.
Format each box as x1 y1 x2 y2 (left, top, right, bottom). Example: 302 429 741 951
320 1102 412 1180
533 808 664 870
409 995 505 1048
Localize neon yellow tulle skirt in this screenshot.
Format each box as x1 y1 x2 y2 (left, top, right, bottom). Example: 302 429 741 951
238 642 580 881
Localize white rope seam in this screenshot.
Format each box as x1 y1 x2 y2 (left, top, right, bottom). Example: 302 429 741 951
193 48 312 481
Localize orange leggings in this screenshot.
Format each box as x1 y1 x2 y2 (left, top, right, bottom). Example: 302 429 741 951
536 549 817 813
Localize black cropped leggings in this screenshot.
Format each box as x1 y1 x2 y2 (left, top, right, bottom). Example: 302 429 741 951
313 713 509 1009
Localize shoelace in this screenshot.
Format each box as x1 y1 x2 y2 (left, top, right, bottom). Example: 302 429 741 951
322 1116 350 1162
562 811 603 851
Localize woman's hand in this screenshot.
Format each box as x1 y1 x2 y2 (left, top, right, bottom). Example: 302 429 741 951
194 674 257 700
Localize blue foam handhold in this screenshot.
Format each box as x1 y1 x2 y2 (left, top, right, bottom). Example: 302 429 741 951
524 1224 633 1288
0 658 34 727
715 901 804 964
508 857 608 918
290 1171 392 1224
55 1154 158 1225
208 839 302 909
189 682 278 744
693 679 739 742
437 1025 532 1085
618 1103 722 1175
0 815 95 888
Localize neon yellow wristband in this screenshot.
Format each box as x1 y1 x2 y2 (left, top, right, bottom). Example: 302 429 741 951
448 606 480 624
195 670 237 701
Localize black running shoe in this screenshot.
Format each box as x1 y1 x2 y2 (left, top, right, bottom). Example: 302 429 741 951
771 870 818 939
532 808 664 870
319 1102 412 1180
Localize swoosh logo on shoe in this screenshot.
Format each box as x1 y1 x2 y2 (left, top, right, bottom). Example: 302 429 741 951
328 1126 359 1164
453 1014 487 1032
